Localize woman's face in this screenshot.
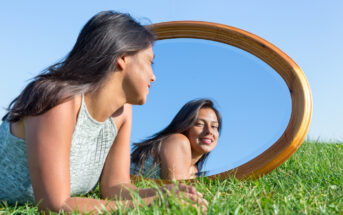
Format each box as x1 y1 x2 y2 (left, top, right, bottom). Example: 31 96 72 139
186 108 219 155
122 45 156 105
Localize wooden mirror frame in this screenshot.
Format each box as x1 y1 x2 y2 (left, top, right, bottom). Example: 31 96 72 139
131 21 312 182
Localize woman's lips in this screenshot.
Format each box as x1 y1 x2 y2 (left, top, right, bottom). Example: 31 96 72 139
200 137 213 145
146 84 151 93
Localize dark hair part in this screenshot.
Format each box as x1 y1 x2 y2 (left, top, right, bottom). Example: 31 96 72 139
3 11 155 122
131 98 222 174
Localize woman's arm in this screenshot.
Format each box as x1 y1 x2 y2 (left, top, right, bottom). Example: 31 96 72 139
24 97 130 213
25 96 77 212
99 104 136 199
100 104 165 201
159 133 195 180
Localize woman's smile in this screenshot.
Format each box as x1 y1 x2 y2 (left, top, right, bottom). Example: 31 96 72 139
199 137 214 145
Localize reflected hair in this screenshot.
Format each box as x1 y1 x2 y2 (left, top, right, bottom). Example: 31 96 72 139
131 98 222 174
3 10 155 122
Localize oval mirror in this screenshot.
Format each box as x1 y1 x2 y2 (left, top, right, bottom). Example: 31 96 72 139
131 21 312 181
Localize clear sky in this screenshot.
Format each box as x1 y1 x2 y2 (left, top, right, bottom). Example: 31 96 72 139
1 1 342 171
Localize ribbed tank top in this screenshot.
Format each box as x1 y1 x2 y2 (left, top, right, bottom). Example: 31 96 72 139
0 94 117 204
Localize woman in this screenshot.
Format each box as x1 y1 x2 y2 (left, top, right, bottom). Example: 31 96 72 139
131 99 222 180
0 11 207 213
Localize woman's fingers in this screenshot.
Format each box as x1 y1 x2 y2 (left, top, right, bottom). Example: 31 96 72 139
182 184 196 194
164 183 205 200
185 192 208 206
176 183 201 196
160 184 208 212
181 192 208 213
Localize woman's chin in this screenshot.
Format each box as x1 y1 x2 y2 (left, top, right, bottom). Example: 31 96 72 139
129 95 147 105
136 99 146 105
197 148 211 154
199 144 216 153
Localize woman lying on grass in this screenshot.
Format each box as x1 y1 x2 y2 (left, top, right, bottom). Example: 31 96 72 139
131 99 221 180
0 11 207 213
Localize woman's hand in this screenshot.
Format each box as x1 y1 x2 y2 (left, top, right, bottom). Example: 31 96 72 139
161 183 208 213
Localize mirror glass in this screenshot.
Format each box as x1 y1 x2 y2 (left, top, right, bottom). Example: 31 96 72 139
131 38 292 177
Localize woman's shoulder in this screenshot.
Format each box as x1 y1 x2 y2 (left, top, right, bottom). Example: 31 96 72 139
165 133 189 143
34 94 81 119
161 133 191 153
40 94 81 122
159 133 193 177
12 95 82 139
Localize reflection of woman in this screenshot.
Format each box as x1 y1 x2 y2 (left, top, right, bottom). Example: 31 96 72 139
131 99 222 180
0 11 207 213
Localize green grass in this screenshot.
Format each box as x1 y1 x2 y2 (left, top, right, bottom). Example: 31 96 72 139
1 141 342 214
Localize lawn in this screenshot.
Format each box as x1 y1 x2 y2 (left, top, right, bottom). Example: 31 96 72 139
1 141 342 214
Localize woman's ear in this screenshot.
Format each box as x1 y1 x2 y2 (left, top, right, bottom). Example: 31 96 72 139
116 55 127 71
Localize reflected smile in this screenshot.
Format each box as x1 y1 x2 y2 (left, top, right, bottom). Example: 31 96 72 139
200 137 214 145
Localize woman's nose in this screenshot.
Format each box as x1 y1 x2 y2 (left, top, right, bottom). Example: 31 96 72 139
151 73 156 82
204 125 212 134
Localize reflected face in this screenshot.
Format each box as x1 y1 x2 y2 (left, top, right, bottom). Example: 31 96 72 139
123 46 156 105
186 108 219 155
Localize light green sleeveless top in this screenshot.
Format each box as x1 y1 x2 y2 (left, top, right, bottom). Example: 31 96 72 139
0 94 117 204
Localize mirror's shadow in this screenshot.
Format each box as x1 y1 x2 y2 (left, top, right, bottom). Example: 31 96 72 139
131 38 292 177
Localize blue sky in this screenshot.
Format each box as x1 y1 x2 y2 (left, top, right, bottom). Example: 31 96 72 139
1 1 342 171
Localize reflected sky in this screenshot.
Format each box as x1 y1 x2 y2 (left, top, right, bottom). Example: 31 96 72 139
131 38 292 174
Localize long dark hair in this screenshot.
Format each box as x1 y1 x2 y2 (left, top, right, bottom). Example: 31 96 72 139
131 98 222 173
3 11 155 122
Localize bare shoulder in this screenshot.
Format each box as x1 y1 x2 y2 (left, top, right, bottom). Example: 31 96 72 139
160 133 191 155
48 94 81 122
24 95 81 133
160 133 192 179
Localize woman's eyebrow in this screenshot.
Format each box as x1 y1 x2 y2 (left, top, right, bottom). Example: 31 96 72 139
198 118 218 123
